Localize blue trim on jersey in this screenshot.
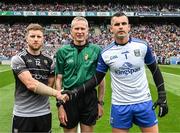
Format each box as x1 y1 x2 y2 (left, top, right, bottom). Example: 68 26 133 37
131 37 155 65
101 41 115 54
96 54 109 73
96 41 115 73
131 37 148 46
144 46 156 65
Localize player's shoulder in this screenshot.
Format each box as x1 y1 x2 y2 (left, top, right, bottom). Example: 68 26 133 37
11 49 28 63
131 37 148 46
16 49 28 57
11 50 27 65
41 52 53 60
101 41 115 54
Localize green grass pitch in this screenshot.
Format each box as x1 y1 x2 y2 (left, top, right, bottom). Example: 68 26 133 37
0 64 180 132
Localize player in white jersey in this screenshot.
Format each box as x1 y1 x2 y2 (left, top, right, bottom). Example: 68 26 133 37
63 12 168 133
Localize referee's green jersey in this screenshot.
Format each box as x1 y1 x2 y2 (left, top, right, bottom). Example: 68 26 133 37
55 43 101 90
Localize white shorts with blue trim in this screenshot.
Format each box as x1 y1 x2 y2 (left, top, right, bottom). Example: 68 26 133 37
110 100 158 129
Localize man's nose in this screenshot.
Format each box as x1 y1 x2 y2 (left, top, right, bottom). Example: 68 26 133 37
119 24 124 29
34 36 39 40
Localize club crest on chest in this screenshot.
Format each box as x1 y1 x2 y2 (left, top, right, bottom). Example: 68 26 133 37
84 54 88 60
134 49 140 57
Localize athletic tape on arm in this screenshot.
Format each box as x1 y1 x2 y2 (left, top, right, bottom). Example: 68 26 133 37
34 82 57 97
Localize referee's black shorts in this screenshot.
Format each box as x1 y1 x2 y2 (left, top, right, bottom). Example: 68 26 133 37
12 113 51 132
60 88 98 129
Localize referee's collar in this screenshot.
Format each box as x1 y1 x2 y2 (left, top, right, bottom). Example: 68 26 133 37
70 41 89 48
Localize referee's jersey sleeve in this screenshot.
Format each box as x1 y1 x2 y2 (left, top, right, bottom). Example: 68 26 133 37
55 49 64 75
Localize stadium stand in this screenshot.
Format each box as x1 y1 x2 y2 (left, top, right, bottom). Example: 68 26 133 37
0 0 179 64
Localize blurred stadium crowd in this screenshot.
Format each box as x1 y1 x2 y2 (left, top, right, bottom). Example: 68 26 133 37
0 2 180 12
0 1 179 64
0 23 179 64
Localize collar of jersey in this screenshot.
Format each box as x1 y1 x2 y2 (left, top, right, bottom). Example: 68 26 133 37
26 49 41 57
70 41 89 48
114 37 132 46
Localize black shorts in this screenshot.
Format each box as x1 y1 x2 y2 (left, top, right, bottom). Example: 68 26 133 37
60 89 98 129
12 113 51 132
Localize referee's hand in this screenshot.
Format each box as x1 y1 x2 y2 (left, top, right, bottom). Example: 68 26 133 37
58 106 67 126
97 103 104 120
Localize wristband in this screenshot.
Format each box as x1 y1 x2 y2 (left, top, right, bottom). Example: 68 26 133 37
56 99 64 108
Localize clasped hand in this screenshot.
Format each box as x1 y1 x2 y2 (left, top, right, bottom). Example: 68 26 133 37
61 89 79 100
56 91 69 103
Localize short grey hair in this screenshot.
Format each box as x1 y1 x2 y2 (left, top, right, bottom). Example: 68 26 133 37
71 16 89 28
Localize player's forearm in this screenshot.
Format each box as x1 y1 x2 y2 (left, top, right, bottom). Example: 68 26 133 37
147 62 165 92
18 71 60 97
75 71 106 94
34 81 69 103
34 81 59 97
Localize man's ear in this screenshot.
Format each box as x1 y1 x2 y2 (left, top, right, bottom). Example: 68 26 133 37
70 34 73 40
25 35 28 43
25 31 29 41
109 25 113 33
70 29 73 39
128 24 131 33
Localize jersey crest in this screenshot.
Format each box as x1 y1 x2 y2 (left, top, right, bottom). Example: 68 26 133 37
84 54 89 61
134 49 140 57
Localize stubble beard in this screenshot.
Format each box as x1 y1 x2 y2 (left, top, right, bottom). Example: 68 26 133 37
116 33 128 39
29 44 42 51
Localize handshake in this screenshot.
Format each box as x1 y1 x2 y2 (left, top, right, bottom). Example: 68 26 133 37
61 88 80 100
56 89 79 108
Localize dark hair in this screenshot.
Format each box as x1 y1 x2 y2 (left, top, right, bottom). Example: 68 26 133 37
112 12 126 17
111 12 129 25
